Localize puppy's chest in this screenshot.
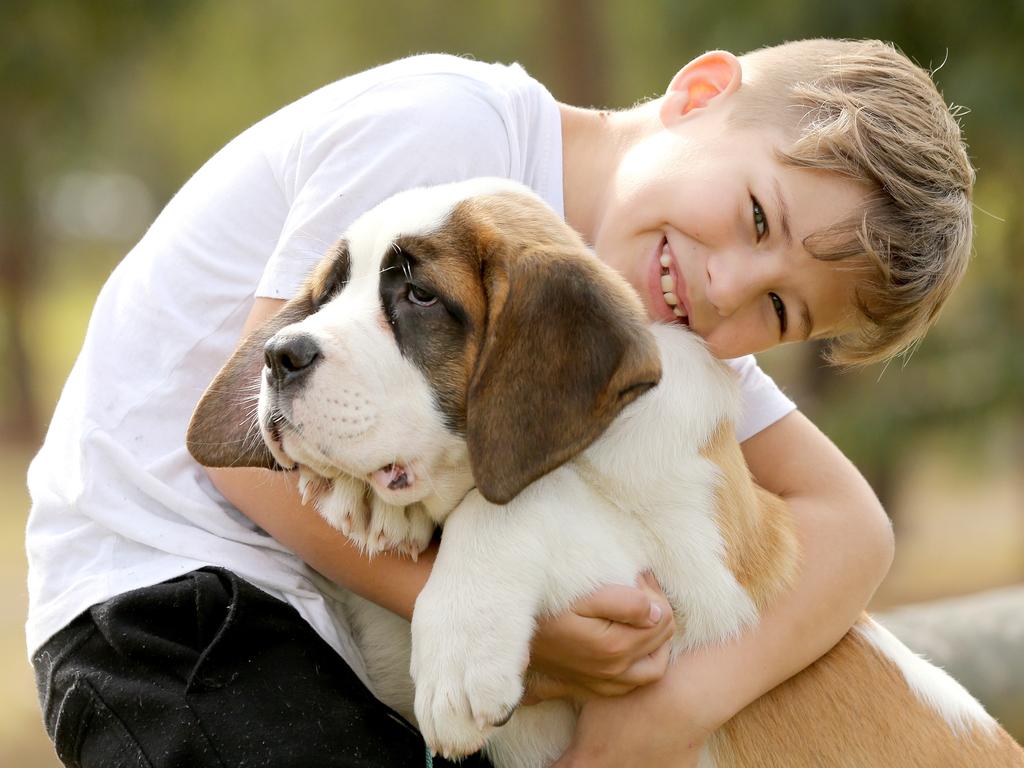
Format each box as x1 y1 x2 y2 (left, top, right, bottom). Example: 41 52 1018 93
570 453 758 648
572 453 718 548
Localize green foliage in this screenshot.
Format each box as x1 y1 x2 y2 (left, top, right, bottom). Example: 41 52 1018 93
2 0 1021 499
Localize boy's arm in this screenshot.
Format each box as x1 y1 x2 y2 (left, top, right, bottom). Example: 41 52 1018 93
554 411 895 767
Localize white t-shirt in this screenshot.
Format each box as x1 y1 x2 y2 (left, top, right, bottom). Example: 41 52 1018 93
26 55 795 679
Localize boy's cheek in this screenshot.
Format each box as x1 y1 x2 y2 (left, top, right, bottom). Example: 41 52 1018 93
701 324 776 360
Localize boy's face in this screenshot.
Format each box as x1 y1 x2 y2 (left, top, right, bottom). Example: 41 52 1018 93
592 104 868 360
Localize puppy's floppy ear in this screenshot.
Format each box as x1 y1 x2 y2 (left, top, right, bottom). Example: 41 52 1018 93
186 294 314 469
466 242 662 504
188 239 350 468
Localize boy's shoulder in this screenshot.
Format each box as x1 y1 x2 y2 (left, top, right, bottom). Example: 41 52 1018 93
298 53 544 112
250 53 551 157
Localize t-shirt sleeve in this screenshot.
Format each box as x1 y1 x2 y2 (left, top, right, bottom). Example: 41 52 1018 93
724 355 797 442
256 75 514 299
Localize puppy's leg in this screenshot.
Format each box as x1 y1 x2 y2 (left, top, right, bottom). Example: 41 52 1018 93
411 487 547 758
411 468 636 763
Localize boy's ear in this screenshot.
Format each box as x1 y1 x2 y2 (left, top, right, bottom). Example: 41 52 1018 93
660 50 742 125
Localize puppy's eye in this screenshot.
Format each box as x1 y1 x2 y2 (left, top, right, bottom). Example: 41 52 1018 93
407 284 438 307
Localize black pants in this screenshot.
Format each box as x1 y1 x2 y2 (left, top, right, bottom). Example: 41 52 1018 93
32 568 492 768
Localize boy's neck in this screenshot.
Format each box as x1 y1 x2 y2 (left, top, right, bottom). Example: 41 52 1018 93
558 101 658 245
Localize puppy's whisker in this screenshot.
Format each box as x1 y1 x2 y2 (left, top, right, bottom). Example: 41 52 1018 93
419 467 440 498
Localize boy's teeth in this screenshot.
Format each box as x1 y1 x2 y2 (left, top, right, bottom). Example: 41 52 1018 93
660 250 679 307
659 241 688 324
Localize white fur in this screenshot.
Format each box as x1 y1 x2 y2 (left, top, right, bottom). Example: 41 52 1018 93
343 176 532 284
855 618 997 736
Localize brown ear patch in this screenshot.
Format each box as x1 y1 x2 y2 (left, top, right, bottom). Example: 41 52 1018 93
456 193 663 504
186 294 315 468
186 240 350 469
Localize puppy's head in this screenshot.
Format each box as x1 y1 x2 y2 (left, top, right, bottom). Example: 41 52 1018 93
187 179 661 508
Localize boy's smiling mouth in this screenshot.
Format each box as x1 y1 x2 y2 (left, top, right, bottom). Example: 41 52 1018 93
657 238 690 327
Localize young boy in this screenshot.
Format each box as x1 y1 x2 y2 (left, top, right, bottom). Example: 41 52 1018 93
27 38 972 767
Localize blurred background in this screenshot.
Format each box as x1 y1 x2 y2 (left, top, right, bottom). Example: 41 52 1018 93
2 1 1021 764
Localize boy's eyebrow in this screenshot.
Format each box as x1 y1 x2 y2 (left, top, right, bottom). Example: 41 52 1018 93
772 177 793 248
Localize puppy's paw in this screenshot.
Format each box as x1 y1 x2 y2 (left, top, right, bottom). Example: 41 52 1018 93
415 668 524 758
412 608 526 758
311 473 370 542
397 504 436 561
358 497 434 559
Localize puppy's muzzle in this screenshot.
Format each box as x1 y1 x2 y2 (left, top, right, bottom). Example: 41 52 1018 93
264 333 322 390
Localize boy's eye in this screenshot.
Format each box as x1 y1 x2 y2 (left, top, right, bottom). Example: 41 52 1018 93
752 197 768 240
769 292 787 335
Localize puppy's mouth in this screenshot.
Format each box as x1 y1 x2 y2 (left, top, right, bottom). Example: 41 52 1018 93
371 462 415 491
262 399 422 502
264 410 298 470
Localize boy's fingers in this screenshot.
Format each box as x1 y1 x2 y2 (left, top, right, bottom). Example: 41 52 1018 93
598 609 674 671
637 570 667 597
615 641 672 688
522 673 575 705
631 607 675 659
573 581 668 628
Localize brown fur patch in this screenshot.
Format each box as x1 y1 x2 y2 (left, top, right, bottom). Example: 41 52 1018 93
702 426 1022 764
452 192 662 503
186 292 316 468
713 621 1024 766
306 239 351 309
701 421 799 611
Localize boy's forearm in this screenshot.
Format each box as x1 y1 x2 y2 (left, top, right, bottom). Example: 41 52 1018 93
207 465 434 620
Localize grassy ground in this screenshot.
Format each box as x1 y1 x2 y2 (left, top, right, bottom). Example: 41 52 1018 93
0 443 60 768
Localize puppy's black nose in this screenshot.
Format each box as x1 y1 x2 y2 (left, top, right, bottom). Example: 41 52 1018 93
264 334 322 388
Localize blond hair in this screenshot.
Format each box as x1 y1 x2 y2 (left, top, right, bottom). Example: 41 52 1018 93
733 38 974 366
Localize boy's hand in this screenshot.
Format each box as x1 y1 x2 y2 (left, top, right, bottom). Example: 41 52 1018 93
525 573 674 701
550 668 712 768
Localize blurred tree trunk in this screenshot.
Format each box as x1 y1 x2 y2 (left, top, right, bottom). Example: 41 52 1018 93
0 150 40 443
547 0 609 106
878 585 1024 742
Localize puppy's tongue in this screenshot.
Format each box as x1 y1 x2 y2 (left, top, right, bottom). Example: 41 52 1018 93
372 463 414 490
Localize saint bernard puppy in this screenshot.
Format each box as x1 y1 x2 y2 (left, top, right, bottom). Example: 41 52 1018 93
188 178 1022 767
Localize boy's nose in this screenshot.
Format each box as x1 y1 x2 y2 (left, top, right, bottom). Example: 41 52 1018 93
706 250 776 316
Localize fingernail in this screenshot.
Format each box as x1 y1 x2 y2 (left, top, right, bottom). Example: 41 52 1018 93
649 603 663 623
